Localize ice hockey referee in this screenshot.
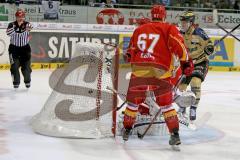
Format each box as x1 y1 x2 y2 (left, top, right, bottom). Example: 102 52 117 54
6 9 33 89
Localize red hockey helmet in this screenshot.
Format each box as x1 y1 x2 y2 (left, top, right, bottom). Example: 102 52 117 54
151 5 166 20
15 9 25 18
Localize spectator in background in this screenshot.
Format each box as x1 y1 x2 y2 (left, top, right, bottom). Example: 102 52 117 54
100 0 116 8
217 0 230 9
111 0 117 4
106 0 116 7
100 2 106 7
15 0 20 5
234 1 240 10
203 0 212 8
89 0 95 6
161 0 170 6
42 0 60 20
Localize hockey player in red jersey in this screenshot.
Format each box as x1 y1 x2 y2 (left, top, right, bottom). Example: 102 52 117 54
122 5 193 146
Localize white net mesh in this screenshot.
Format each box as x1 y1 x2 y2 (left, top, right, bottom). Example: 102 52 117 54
31 42 118 138
116 91 169 137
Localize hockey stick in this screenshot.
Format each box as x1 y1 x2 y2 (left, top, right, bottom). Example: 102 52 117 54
213 9 240 46
137 105 162 139
102 42 118 48
133 121 165 128
133 118 196 130
215 23 240 42
214 23 240 46
106 86 127 111
107 72 187 111
106 86 126 98
138 75 186 139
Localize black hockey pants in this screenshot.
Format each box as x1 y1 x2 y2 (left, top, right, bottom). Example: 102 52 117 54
8 44 32 86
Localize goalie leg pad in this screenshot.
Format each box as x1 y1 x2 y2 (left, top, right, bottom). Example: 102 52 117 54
123 103 138 129
161 105 179 133
138 103 150 115
190 77 202 107
155 91 173 106
174 90 196 108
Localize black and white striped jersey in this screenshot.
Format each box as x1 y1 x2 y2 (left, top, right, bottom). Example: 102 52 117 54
6 21 32 47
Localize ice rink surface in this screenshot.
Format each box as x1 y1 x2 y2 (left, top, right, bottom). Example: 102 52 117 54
0 70 240 160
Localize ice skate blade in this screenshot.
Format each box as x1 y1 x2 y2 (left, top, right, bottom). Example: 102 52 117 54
188 121 197 130
171 145 181 151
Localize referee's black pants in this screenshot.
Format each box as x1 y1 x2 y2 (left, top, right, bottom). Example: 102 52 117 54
8 44 32 87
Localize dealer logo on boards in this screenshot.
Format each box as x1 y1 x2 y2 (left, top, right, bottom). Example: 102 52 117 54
96 9 124 25
202 14 214 23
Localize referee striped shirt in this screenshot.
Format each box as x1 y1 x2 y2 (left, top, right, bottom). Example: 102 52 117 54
6 21 32 47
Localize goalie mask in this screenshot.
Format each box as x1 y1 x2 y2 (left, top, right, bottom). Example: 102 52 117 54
179 11 195 32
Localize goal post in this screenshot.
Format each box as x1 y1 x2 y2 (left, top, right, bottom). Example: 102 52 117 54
30 42 119 138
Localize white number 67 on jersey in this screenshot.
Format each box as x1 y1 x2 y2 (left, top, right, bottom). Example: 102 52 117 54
137 33 160 54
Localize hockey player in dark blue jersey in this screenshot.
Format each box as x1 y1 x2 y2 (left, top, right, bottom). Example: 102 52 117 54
177 11 214 121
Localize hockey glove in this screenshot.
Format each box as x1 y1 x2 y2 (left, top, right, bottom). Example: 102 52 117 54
181 59 194 76
204 44 214 55
26 23 33 32
123 52 131 63
123 48 134 63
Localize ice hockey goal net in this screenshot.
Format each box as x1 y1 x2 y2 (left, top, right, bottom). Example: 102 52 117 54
31 42 119 138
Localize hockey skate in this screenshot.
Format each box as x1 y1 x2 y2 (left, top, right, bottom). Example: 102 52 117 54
122 128 132 141
169 131 181 146
190 106 197 121
25 83 31 88
13 84 19 89
177 106 187 119
169 129 181 151
13 84 19 91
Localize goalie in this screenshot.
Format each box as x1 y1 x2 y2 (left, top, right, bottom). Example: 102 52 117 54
122 5 193 146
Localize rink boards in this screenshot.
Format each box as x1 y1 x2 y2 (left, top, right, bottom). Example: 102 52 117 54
0 24 240 71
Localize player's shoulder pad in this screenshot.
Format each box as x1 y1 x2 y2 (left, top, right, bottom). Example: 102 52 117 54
193 27 209 40
134 22 151 33
135 23 145 30
169 24 183 37
166 23 176 32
